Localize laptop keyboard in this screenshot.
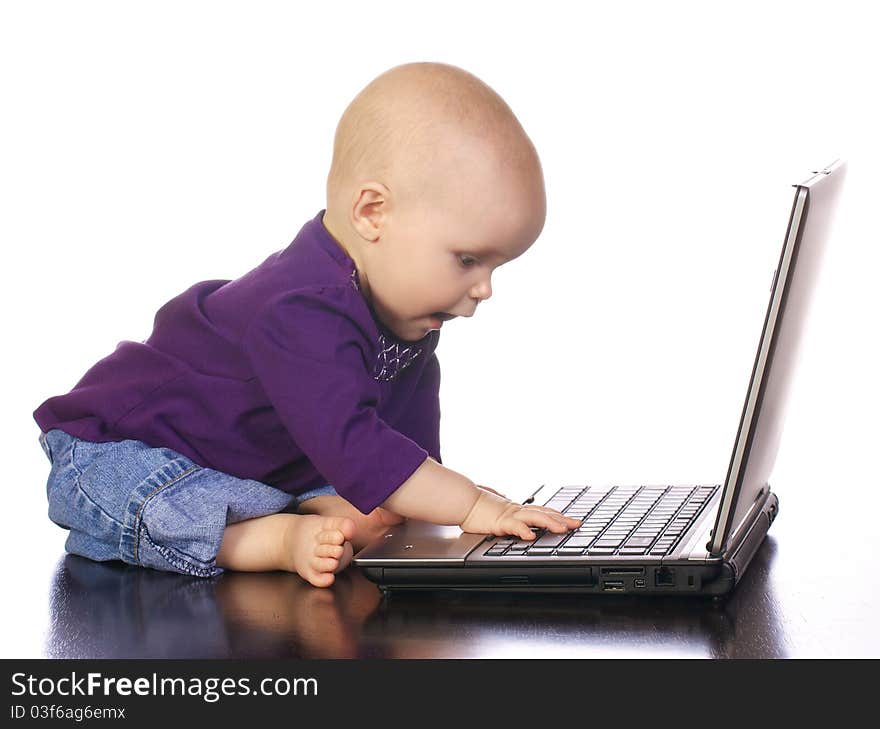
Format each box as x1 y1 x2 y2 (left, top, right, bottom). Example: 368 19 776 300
483 484 718 558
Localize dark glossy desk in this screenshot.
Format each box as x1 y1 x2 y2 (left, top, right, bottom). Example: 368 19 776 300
43 480 879 658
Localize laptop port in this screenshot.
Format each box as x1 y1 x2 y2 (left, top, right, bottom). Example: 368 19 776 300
655 566 675 587
634 578 647 588
602 581 625 592
600 567 645 576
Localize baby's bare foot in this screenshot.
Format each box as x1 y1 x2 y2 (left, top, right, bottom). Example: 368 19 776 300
296 495 405 551
280 514 356 587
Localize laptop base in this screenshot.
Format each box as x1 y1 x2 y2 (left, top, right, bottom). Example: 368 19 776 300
357 491 777 596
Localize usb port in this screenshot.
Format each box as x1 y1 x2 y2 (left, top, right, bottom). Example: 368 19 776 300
602 580 625 592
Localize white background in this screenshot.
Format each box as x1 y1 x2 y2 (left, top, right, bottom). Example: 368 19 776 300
1 0 877 657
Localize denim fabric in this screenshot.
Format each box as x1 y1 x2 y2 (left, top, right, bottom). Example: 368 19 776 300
38 429 337 578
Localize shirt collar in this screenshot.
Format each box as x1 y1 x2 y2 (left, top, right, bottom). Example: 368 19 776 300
305 208 439 349
308 209 365 292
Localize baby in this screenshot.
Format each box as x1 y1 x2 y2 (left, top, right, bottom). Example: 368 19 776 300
33 62 581 588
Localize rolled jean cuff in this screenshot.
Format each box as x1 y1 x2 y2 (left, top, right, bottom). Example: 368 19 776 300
41 428 311 579
117 457 294 579
119 457 222 578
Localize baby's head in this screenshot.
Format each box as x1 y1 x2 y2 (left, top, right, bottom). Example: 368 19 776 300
323 62 546 342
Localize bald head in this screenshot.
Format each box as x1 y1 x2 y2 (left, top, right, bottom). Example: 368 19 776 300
319 63 546 342
325 62 543 217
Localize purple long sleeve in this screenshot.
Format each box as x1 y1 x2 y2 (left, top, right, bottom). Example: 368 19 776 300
34 210 441 513
242 286 431 512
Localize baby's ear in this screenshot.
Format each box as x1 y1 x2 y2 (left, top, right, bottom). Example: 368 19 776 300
350 184 391 242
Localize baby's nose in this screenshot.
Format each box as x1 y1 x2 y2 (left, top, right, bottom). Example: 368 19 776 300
470 284 492 304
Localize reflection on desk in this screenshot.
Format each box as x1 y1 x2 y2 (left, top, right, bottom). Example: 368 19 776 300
46 534 789 658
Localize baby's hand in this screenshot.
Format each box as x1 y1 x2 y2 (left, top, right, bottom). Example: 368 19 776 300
460 489 582 540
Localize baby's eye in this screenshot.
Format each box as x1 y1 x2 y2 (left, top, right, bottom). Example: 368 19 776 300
458 255 478 268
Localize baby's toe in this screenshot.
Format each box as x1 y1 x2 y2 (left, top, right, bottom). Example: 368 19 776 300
334 541 354 573
311 555 342 573
317 529 346 546
303 569 336 588
299 519 355 587
310 542 353 577
316 543 345 559
321 516 357 542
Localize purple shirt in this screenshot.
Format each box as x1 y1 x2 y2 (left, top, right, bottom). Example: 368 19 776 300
33 210 441 514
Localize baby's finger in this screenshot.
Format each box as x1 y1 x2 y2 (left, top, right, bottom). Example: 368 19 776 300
509 509 575 536
499 515 539 541
530 506 582 530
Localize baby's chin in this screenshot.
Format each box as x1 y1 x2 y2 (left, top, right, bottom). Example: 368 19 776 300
385 315 440 343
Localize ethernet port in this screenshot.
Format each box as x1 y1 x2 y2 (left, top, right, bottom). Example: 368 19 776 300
655 566 675 587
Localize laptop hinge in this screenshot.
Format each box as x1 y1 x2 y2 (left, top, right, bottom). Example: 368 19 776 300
708 486 771 558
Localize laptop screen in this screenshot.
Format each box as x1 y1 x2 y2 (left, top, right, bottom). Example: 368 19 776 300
711 160 847 555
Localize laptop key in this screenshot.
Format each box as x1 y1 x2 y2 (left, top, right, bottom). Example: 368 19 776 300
544 499 571 511
531 532 569 548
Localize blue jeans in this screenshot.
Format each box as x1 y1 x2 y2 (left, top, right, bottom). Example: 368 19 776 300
38 429 338 578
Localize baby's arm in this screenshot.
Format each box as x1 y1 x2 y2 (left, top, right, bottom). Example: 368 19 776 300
381 457 581 540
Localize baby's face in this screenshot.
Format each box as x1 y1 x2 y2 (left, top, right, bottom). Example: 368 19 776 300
361 138 546 342
369 168 544 341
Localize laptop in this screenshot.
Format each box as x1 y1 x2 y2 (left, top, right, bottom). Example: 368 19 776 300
353 160 847 596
